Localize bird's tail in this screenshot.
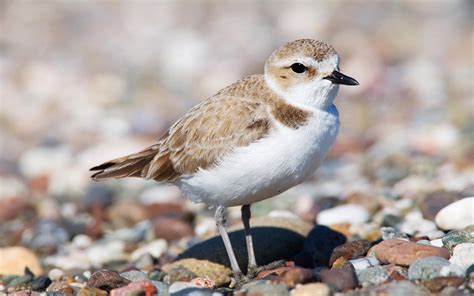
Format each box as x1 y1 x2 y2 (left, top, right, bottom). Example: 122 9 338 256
90 144 160 181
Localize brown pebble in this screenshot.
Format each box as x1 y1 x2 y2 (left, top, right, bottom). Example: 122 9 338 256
153 216 194 241
320 264 358 291
422 276 464 293
110 279 157 296
329 239 372 266
374 239 450 266
78 287 108 296
256 266 314 288
87 270 130 292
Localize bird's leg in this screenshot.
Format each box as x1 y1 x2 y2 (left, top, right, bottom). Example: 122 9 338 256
242 204 288 278
241 204 258 276
215 206 246 286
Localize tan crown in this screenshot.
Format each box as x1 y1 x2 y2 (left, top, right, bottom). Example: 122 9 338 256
264 39 338 91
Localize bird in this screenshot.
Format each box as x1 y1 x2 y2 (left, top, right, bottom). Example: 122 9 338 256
90 39 358 285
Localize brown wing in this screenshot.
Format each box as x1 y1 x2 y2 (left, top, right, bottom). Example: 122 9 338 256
90 93 271 182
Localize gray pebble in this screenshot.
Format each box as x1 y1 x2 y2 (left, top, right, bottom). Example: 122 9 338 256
356 266 389 286
408 256 464 281
119 270 148 282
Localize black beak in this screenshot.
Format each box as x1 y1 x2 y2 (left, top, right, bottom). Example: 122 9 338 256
323 70 359 86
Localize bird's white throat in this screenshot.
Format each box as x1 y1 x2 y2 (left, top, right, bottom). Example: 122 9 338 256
264 74 340 110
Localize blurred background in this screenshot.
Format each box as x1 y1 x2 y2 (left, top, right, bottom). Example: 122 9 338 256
0 0 473 274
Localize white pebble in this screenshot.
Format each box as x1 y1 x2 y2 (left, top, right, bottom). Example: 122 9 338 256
450 243 474 272
48 268 65 281
350 256 381 271
435 197 474 230
317 204 369 225
131 239 168 261
168 281 199 294
430 238 444 247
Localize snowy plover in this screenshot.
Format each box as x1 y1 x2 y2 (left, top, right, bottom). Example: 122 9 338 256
91 39 358 284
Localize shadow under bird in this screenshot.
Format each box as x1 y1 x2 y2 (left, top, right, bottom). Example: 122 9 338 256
90 39 358 285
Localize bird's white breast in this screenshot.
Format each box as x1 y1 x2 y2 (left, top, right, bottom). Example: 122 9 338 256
176 105 339 207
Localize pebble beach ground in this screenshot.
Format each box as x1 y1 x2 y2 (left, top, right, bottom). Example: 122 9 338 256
1 1 473 295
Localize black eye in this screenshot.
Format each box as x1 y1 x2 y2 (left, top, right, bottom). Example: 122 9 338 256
290 63 307 73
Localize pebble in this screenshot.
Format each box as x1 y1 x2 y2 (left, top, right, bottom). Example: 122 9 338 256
0 247 43 276
329 240 372 266
449 243 474 272
190 278 216 289
435 197 474 230
168 282 220 295
46 281 74 294
241 280 289 296
119 270 148 282
422 276 464 293
22 220 69 251
301 225 346 267
380 226 408 240
316 204 370 225
374 239 450 266
30 276 51 292
110 279 157 296
180 216 311 271
418 191 461 221
356 266 389 286
162 259 231 286
153 216 195 241
256 266 314 288
87 270 131 292
48 268 66 281
442 228 474 251
131 239 168 261
408 256 464 280
151 281 170 296
86 240 127 267
354 280 430 295
107 200 148 228
78 287 108 295
320 264 359 291
349 257 381 271
290 283 330 296
83 184 114 209
133 253 155 271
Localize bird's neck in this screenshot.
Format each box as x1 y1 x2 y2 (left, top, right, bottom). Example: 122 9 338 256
264 75 340 111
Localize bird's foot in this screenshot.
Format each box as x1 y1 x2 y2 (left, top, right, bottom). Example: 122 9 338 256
246 259 289 279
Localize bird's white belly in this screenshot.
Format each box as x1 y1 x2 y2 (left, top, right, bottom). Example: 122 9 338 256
176 105 339 207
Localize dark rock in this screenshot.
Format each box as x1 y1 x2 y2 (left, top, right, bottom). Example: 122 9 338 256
178 217 311 271
87 270 131 292
30 275 51 291
320 264 358 291
329 240 372 267
301 225 346 267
